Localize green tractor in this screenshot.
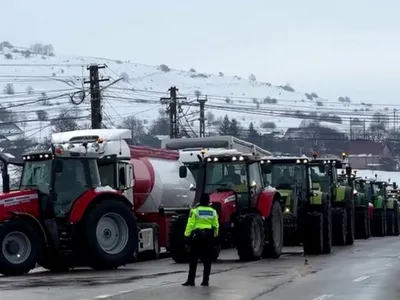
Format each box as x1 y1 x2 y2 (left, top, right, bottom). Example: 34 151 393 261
262 156 333 255
386 182 400 236
309 155 355 246
364 176 398 236
337 172 371 239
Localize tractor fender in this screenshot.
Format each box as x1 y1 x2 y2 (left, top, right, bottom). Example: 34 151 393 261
335 185 347 202
9 211 48 246
257 190 280 218
311 191 323 205
69 189 133 223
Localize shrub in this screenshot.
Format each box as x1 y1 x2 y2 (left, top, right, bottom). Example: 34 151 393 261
248 73 256 81
158 64 170 72
280 84 295 92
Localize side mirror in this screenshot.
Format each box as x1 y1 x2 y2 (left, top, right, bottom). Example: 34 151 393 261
345 166 352 176
179 166 187 178
393 182 397 189
119 167 126 188
54 160 63 173
250 181 257 188
189 183 196 191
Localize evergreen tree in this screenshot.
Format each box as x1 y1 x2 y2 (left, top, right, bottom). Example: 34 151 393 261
229 118 241 137
248 122 259 138
219 115 231 135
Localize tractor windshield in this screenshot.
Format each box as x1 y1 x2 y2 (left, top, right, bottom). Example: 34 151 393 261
20 160 52 194
185 162 200 182
310 165 331 193
204 162 248 193
263 164 307 190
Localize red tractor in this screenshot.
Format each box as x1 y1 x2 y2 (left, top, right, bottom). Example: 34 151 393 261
0 145 138 276
170 150 283 262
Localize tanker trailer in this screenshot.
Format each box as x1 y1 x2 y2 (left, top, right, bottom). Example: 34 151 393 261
51 129 195 260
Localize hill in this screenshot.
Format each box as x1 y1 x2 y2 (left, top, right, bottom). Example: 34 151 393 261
0 41 396 143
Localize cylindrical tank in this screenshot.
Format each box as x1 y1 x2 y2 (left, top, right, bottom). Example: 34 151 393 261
132 157 195 213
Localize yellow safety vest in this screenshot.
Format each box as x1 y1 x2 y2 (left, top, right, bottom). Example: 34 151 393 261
184 205 219 238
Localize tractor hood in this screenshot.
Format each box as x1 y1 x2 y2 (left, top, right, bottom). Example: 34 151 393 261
209 191 235 204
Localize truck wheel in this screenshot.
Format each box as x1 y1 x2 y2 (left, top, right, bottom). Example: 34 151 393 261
322 199 332 254
371 209 385 237
83 201 138 270
303 211 323 255
236 213 265 261
386 210 395 236
0 219 40 276
168 215 189 263
346 201 355 245
355 207 369 239
332 207 347 246
263 200 283 258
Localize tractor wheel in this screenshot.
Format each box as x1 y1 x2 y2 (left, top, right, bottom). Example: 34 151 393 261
236 213 265 261
332 207 347 246
303 211 323 255
354 207 369 239
371 209 385 237
345 200 355 245
168 215 190 263
83 201 138 270
263 200 283 258
322 198 332 254
38 250 72 272
0 219 40 276
394 204 400 236
386 210 395 236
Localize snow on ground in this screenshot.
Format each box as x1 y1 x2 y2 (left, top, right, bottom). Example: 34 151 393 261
354 169 400 183
0 44 394 142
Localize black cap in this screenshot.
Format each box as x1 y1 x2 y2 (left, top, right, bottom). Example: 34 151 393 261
199 193 210 206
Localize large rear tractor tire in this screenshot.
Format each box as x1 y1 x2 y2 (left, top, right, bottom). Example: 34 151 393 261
263 200 283 258
322 198 332 254
345 201 355 245
394 204 400 236
168 215 190 263
355 206 369 239
332 207 347 246
0 219 40 276
236 213 265 261
371 209 386 237
303 211 323 255
83 201 138 270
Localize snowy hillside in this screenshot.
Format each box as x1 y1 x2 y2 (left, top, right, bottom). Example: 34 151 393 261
0 42 396 142
355 169 400 184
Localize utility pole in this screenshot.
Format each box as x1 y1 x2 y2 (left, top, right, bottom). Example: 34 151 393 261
160 86 187 138
197 95 207 137
84 64 109 129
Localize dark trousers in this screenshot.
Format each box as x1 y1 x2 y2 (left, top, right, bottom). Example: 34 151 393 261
187 229 214 284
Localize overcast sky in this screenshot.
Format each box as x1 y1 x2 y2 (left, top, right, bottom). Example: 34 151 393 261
1 0 399 103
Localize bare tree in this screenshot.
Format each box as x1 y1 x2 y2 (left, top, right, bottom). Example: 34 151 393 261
118 116 145 144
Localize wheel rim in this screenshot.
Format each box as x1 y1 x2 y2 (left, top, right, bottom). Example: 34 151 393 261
2 231 32 264
96 213 129 255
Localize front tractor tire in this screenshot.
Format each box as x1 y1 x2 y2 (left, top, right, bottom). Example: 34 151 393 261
236 213 265 261
263 200 283 258
303 211 323 255
355 206 370 239
322 198 332 254
83 201 138 270
0 219 41 276
332 207 347 246
345 200 355 245
168 214 190 263
371 208 386 237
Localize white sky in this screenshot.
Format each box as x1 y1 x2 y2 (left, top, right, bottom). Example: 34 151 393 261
1 0 399 103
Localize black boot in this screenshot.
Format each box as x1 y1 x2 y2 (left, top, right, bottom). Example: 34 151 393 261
201 281 209 286
182 281 195 286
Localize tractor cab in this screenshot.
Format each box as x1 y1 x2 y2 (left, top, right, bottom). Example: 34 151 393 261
260 157 311 211
19 145 101 219
180 151 264 216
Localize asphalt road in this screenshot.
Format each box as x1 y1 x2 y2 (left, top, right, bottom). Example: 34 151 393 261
1 238 399 300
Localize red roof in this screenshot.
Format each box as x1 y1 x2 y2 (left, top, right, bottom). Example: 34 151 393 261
347 140 385 155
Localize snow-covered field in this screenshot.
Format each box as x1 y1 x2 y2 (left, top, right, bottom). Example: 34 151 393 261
0 43 395 142
355 169 400 184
